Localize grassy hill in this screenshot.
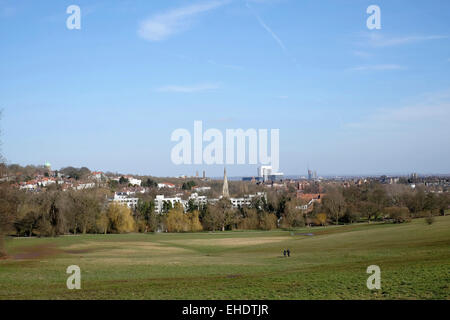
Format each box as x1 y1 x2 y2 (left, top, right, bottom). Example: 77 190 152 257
1 216 449 299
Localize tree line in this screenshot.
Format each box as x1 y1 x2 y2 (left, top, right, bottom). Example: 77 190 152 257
0 179 448 258
315 183 449 225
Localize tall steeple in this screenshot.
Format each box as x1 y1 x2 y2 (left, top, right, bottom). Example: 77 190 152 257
222 167 229 198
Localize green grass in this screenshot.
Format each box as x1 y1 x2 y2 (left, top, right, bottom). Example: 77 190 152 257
1 216 449 300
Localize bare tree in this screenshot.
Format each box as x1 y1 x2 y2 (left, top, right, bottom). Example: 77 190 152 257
0 110 5 167
204 198 234 231
280 200 305 229
322 187 346 225
0 186 19 257
0 110 8 256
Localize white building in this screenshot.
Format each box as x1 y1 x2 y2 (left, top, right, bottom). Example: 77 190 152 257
257 166 284 182
154 195 185 213
39 178 56 187
193 186 211 193
90 171 104 181
20 183 38 190
76 182 96 190
189 193 208 206
112 192 139 208
258 166 272 178
128 177 142 186
153 193 208 214
112 176 141 186
158 182 176 189
229 192 266 209
296 204 308 211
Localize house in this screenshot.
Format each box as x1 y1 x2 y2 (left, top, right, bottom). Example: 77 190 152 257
297 193 322 202
75 182 96 190
39 177 56 187
90 171 104 181
120 186 146 194
192 186 211 192
111 176 141 186
20 181 38 190
158 182 176 189
127 177 142 186
296 204 309 211
296 193 324 212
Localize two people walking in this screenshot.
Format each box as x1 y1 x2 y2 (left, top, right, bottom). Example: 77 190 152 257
283 249 291 257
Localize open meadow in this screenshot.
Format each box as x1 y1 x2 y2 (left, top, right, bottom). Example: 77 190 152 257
1 216 449 300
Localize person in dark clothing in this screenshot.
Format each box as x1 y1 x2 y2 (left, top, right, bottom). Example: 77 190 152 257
283 249 286 257
287 249 290 257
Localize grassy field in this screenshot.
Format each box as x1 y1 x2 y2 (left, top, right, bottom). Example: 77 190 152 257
1 216 449 300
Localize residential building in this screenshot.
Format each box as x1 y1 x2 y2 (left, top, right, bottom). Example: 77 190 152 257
128 177 142 186
90 171 104 181
112 192 139 208
154 195 185 213
193 186 211 192
158 182 176 189
229 192 266 209
189 192 208 206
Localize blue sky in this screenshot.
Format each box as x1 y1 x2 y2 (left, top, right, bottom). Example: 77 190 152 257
1 0 449 177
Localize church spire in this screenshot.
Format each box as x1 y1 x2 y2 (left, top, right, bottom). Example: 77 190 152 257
222 167 229 198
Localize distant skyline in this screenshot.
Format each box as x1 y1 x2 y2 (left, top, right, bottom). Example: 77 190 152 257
1 0 450 177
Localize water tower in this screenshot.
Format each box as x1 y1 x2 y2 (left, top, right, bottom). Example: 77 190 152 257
44 161 52 175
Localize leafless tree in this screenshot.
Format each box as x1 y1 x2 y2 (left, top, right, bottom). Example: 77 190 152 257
322 187 346 225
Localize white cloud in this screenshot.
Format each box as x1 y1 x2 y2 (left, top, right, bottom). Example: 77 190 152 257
349 64 405 71
138 1 228 41
364 33 448 47
155 83 220 93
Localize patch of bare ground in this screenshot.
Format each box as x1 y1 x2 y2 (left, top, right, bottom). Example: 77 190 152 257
11 244 61 260
169 237 287 247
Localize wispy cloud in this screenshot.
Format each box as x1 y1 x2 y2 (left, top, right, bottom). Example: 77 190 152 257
349 64 405 71
347 104 450 130
246 2 287 53
364 33 448 47
352 50 372 58
347 91 450 130
138 1 228 41
155 83 220 93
